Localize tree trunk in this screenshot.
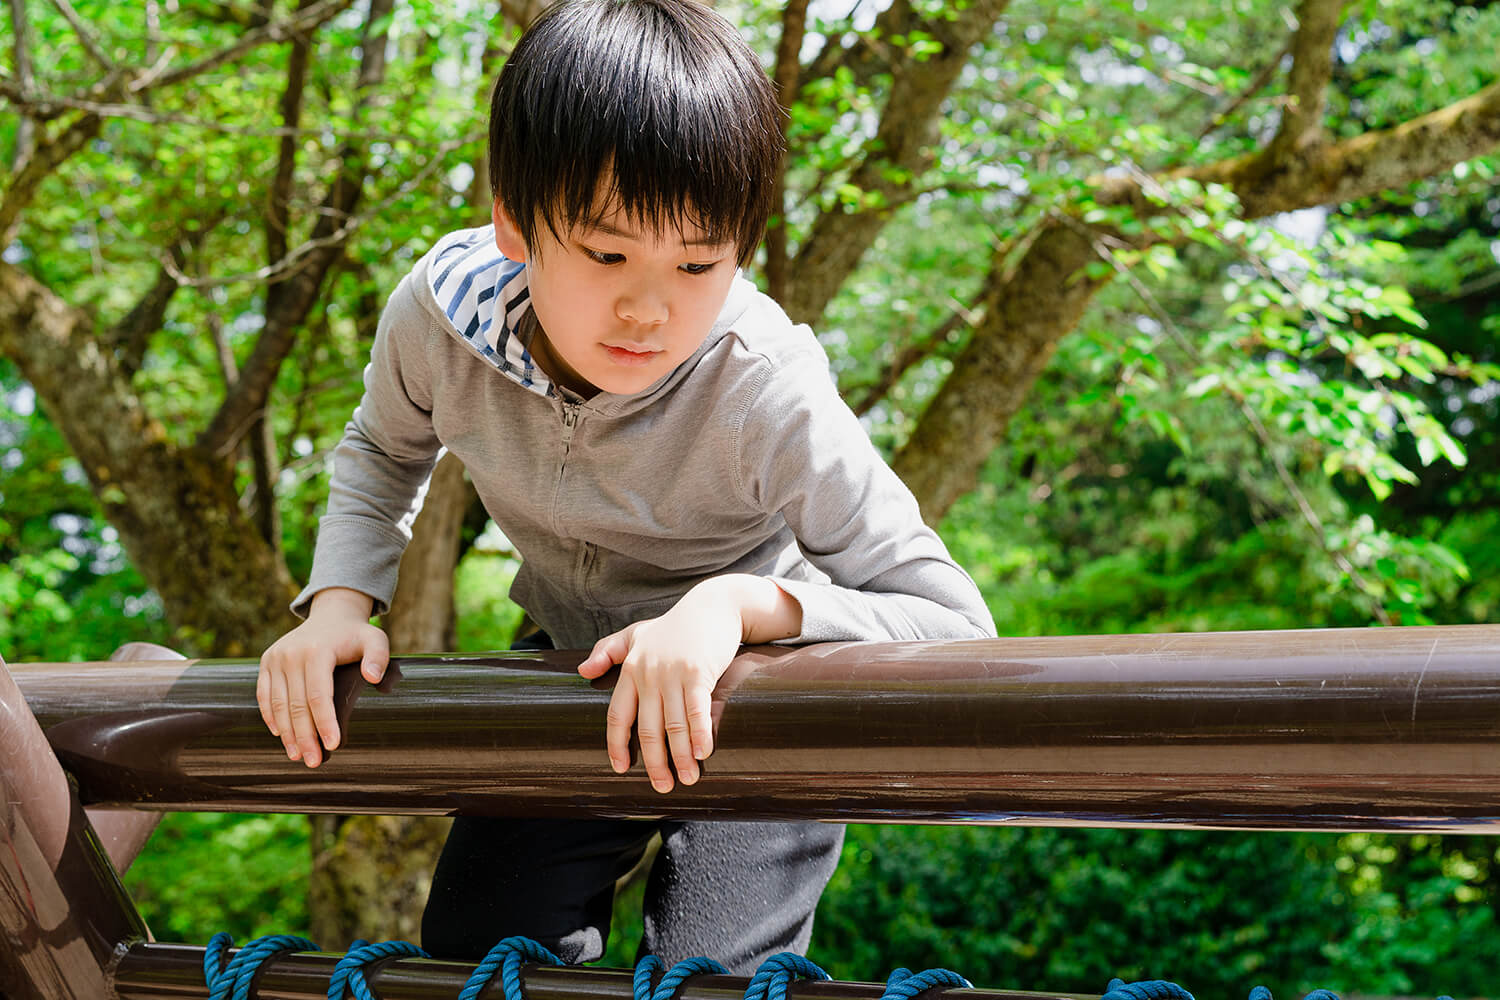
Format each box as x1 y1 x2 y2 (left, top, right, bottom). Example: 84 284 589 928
307 452 474 947
0 262 297 657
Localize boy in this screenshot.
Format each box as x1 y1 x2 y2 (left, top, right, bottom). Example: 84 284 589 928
258 0 995 972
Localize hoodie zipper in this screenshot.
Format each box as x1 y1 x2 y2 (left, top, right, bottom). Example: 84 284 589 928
552 398 581 539
556 398 596 602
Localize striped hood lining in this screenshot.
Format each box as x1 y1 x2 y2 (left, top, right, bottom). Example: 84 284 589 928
428 227 556 399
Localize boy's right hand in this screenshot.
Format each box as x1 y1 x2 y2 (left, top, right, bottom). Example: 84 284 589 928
257 587 387 768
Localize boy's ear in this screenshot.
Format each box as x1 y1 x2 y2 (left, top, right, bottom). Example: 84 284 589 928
491 199 528 262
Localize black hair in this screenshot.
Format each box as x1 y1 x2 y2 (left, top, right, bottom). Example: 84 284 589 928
487 0 784 267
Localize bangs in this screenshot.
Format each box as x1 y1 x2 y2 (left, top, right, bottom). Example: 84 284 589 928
489 0 783 266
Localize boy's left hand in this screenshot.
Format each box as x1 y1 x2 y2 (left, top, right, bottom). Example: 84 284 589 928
577 575 802 793
577 585 741 792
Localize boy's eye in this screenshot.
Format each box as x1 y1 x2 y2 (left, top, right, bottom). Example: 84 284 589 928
583 248 624 265
680 262 718 275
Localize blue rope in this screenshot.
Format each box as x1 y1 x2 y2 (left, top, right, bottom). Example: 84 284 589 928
1247 988 1345 1000
634 954 665 1000
743 952 831 1000
197 930 1456 1000
632 954 730 1000
458 935 564 1000
1103 979 1195 1000
327 938 429 1000
203 933 319 1000
884 967 972 1000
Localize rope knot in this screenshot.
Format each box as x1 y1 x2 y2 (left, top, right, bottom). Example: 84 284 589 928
326 938 428 1000
458 935 565 1000
203 933 319 1000
634 955 731 1000
744 953 832 1000
884 967 972 1000
1103 978 1195 1000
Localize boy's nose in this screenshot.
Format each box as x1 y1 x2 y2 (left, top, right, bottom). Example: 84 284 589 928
616 286 668 326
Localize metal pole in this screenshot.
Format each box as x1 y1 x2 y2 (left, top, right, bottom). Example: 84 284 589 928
0 654 152 1000
10 625 1500 831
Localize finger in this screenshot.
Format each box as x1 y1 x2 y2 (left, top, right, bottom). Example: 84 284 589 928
604 678 638 776
257 659 278 736
633 680 672 793
579 628 631 679
685 681 714 763
360 628 390 683
268 668 297 761
283 660 324 768
661 686 697 786
306 655 341 753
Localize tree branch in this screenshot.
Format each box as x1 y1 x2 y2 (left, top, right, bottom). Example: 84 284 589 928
198 0 395 459
107 222 217 377
1196 37 1292 140
7 0 36 170
208 313 282 550
1264 0 1345 161
266 0 317 309
137 0 355 93
764 0 810 304
0 83 447 139
176 0 276 29
160 133 470 291
1185 75 1500 219
0 102 111 244
800 0 912 96
847 280 995 418
782 0 1009 324
896 71 1500 524
50 0 116 73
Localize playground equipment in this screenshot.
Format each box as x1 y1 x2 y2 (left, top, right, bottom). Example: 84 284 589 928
4 624 1499 999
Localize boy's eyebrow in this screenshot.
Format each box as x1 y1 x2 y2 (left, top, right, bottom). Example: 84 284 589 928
584 220 730 248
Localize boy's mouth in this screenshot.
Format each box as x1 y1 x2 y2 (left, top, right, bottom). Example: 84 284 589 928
602 344 661 365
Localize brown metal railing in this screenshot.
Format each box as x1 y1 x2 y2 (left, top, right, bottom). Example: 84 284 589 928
12 625 1500 830
5 625 1500 999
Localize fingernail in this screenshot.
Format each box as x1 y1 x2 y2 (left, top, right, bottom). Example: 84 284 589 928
652 778 672 793
693 744 707 760
611 757 626 774
682 769 698 786
286 745 300 760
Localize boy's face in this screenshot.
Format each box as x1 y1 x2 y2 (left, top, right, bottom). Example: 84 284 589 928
492 194 740 399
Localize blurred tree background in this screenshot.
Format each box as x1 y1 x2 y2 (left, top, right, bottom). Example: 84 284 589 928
3 0 1498 996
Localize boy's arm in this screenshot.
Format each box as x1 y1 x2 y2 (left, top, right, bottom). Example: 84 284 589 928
261 274 443 767
741 346 997 644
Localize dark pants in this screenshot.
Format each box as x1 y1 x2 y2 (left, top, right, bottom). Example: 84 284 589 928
420 815 845 970
419 632 846 971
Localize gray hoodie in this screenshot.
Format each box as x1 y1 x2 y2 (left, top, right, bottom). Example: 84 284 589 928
295 226 996 650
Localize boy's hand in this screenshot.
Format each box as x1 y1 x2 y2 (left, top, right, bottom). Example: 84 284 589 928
257 587 387 768
577 575 801 793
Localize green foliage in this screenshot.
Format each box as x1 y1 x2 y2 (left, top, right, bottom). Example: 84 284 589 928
1 364 173 659
812 827 1500 998
122 813 311 944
